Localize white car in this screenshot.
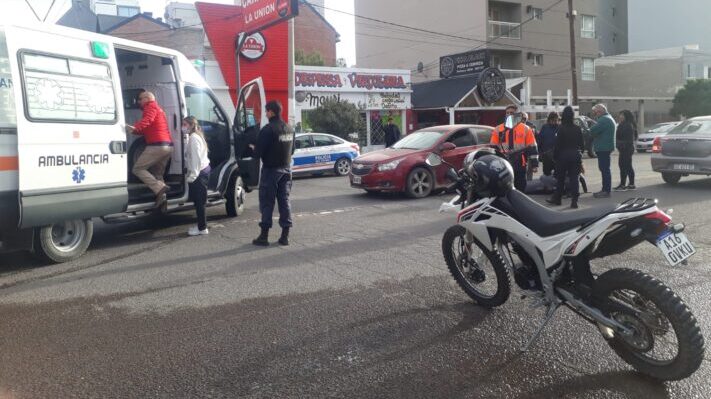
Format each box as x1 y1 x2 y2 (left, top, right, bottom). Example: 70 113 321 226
636 122 681 152
292 133 361 176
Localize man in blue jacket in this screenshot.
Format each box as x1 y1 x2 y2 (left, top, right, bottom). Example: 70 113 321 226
589 104 616 198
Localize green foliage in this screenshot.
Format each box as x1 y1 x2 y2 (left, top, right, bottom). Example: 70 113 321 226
671 79 711 118
308 99 363 140
295 49 325 66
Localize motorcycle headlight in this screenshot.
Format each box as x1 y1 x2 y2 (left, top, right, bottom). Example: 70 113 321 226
377 159 403 171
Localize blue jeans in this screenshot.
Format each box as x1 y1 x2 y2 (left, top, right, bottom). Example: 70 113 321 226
597 151 612 192
259 167 293 229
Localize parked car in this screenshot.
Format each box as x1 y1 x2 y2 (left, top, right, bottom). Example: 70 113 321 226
292 133 360 176
651 116 711 184
635 121 682 152
349 125 492 198
532 116 597 158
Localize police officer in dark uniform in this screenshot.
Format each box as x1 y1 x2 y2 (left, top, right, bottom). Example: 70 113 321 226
252 100 295 246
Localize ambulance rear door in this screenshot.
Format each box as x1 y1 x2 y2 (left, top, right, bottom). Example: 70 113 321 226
6 25 128 228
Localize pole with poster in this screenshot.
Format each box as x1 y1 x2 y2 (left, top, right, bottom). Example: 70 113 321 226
231 0 300 96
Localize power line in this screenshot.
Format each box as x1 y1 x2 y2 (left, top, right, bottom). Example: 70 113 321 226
43 0 58 22
24 0 41 22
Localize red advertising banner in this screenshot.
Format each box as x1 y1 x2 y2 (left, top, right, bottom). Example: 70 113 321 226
196 2 290 119
239 0 299 35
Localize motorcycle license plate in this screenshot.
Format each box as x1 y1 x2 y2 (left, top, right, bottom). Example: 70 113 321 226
656 232 696 266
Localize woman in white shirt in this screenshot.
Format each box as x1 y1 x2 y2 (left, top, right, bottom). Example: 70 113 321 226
183 116 211 236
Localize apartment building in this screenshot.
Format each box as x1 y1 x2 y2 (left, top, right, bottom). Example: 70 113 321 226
355 0 628 100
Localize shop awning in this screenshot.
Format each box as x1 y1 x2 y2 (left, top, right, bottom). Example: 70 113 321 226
411 74 481 109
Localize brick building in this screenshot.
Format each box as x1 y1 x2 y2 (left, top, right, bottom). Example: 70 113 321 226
294 0 340 66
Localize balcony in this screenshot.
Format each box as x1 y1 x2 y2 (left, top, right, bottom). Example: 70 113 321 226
499 69 523 79
488 21 521 39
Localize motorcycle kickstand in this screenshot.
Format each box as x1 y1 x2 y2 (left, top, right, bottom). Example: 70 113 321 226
520 303 561 353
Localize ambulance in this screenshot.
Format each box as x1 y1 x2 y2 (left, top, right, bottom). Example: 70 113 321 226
0 23 265 263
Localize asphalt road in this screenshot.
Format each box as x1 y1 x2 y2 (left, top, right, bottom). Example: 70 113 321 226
1 153 710 398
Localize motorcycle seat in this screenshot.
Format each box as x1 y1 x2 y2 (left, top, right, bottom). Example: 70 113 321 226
504 190 618 237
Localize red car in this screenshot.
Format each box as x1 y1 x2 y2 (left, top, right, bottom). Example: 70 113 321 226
350 125 493 198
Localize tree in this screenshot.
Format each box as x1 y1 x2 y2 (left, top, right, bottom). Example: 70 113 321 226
336 58 347 68
671 79 711 118
308 99 363 140
295 49 325 66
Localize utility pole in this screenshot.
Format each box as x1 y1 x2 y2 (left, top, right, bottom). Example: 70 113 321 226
567 0 579 106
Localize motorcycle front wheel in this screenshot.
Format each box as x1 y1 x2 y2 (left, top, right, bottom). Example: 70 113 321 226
442 225 511 308
593 268 705 381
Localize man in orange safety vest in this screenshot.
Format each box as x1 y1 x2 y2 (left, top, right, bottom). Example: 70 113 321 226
490 105 539 192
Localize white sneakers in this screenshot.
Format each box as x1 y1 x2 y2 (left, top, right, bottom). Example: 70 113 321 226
188 226 209 236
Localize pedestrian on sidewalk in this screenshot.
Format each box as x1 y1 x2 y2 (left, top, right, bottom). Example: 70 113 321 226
383 117 401 148
589 104 617 198
614 110 638 191
547 106 584 208
537 112 560 176
183 116 211 236
253 100 296 247
127 91 173 208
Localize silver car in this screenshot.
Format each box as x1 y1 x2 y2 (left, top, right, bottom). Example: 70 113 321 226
636 121 681 153
651 116 711 184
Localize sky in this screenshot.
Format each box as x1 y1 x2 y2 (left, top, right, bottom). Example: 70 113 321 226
5 0 357 65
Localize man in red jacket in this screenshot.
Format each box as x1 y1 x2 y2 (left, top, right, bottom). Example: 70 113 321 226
126 91 173 206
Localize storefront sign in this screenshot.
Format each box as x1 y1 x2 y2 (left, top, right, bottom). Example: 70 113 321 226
295 67 411 93
478 67 507 103
240 32 266 60
440 49 490 79
295 91 366 111
237 0 299 35
367 93 409 110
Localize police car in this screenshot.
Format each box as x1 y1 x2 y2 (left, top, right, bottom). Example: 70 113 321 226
292 133 360 176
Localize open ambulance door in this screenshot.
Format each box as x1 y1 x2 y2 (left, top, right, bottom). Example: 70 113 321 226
233 77 267 190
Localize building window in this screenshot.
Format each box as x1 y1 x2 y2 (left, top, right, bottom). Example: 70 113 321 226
612 7 617 17
613 33 617 43
532 54 543 66
117 6 140 17
582 57 595 81
581 15 596 38
531 7 543 20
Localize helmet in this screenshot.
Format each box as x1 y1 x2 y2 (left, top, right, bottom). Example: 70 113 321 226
463 147 496 167
466 154 514 198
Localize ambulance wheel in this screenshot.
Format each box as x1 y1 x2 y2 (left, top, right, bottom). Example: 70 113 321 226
33 219 93 263
226 175 245 217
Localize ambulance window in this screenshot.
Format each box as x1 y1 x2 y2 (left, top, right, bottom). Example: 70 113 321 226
0 29 16 130
20 53 116 123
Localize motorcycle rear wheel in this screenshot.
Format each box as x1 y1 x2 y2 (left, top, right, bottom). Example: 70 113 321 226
593 268 705 381
442 225 511 308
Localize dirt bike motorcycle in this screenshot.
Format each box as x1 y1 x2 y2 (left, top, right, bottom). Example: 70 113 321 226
430 151 705 381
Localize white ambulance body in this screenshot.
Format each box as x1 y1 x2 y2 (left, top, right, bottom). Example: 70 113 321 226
0 23 266 262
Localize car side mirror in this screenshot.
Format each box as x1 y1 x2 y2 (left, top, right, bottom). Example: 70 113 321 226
439 142 456 152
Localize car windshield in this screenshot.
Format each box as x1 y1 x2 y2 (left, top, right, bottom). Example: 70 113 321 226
646 123 677 134
667 119 711 135
391 131 444 150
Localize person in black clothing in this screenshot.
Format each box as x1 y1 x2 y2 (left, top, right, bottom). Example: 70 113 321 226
252 100 296 247
383 117 401 147
547 106 584 209
614 110 638 191
537 112 560 176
